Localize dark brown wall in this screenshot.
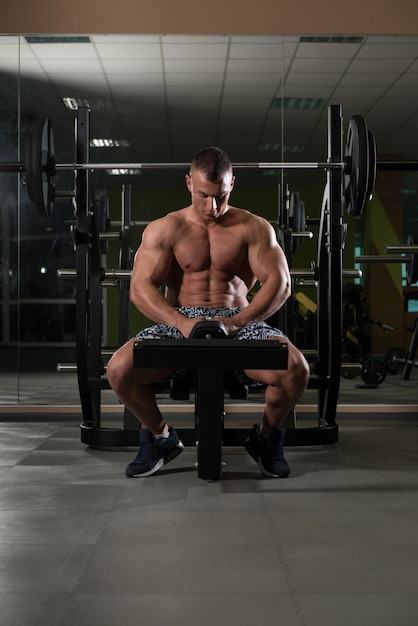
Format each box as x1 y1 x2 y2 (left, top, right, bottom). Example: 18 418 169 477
1 0 418 35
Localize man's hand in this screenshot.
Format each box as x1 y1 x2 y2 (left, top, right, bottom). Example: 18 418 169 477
210 316 242 336
178 316 245 338
178 316 208 338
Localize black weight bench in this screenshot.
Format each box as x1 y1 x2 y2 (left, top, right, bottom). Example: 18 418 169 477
133 326 288 480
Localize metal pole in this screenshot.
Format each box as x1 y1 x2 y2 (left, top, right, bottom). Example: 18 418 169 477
2 159 418 174
55 161 345 171
356 255 408 263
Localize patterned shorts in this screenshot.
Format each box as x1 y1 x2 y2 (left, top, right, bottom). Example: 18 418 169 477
135 306 287 340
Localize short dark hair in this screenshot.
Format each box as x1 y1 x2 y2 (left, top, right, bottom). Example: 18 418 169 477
191 147 233 183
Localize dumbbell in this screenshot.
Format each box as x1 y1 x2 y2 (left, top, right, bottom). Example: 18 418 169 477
189 320 228 339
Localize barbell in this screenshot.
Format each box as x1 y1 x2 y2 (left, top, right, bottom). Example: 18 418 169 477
57 267 362 282
355 234 418 286
0 112 377 218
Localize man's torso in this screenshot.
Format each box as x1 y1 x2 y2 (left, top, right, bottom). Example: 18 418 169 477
164 206 258 308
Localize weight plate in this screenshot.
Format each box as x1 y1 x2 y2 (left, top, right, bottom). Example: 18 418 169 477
361 358 387 386
290 191 306 252
384 347 406 373
406 234 418 285
344 115 369 216
366 129 377 203
27 117 56 217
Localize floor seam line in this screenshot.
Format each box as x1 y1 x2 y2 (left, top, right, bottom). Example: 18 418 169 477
259 486 308 626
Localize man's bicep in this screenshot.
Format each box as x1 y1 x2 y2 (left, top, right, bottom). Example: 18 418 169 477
248 222 289 283
132 223 174 286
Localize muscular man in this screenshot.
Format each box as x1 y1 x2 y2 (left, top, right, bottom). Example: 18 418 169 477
107 147 309 478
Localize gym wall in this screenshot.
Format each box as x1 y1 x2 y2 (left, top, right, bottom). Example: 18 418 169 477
1 0 418 35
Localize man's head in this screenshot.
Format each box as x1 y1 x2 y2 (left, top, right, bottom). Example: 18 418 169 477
186 147 235 221
190 146 233 183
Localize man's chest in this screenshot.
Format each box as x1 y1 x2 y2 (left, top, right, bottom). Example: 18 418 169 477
173 228 248 274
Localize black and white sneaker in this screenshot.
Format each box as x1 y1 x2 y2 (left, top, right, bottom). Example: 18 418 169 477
245 424 290 478
125 427 184 477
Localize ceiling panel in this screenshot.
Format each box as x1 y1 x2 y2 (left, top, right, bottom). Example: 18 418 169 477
348 58 413 73
0 33 418 189
229 43 283 59
290 57 352 73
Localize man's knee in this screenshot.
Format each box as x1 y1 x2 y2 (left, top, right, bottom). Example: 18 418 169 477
106 345 133 391
106 354 121 391
293 349 310 388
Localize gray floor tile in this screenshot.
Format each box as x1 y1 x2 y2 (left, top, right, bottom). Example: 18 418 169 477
0 450 36 466
283 544 418 593
66 592 301 626
0 424 61 441
0 591 71 626
0 510 109 544
0 544 91 593
101 507 272 545
16 449 126 467
0 484 124 511
260 476 414 510
299 593 418 626
267 507 418 544
82 544 288 594
0 464 129 485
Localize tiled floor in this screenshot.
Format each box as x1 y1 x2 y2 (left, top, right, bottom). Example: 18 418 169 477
0 410 418 626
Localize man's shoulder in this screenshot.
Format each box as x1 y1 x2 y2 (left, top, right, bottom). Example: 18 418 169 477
229 206 269 226
148 207 188 229
160 206 190 223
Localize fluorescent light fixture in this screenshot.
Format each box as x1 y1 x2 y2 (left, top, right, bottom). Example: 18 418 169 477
401 188 417 195
105 169 141 176
283 145 305 153
26 36 91 44
258 142 305 153
300 36 364 44
90 139 130 148
259 142 282 151
271 97 325 110
262 170 286 176
62 97 110 111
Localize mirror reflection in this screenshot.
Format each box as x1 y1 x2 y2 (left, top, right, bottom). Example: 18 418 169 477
1 34 418 406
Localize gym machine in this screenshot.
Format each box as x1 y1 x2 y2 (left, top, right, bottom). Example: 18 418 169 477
0 104 378 478
59 105 373 466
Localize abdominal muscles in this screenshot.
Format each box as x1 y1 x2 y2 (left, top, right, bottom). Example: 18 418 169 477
172 268 251 308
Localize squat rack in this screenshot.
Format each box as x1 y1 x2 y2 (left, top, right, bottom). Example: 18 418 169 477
53 104 360 451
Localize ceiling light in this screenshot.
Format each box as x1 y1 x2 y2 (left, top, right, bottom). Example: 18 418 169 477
62 97 111 111
258 142 281 151
258 142 305 153
90 139 130 148
25 36 91 44
271 97 325 110
263 170 286 176
283 145 305 153
300 36 364 44
105 169 141 176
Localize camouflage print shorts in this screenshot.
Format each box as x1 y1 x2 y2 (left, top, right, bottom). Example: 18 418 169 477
134 306 287 340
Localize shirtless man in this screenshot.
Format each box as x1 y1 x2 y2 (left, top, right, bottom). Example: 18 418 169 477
106 147 309 478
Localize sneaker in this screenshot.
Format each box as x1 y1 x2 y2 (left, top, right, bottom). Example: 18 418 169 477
126 426 184 477
244 424 290 478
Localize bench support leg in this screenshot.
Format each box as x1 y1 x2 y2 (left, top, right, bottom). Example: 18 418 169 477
196 367 224 480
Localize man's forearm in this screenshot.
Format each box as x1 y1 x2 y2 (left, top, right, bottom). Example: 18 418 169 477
130 284 184 328
233 282 290 327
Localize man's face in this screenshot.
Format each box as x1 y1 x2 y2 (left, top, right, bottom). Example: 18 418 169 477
185 169 235 221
